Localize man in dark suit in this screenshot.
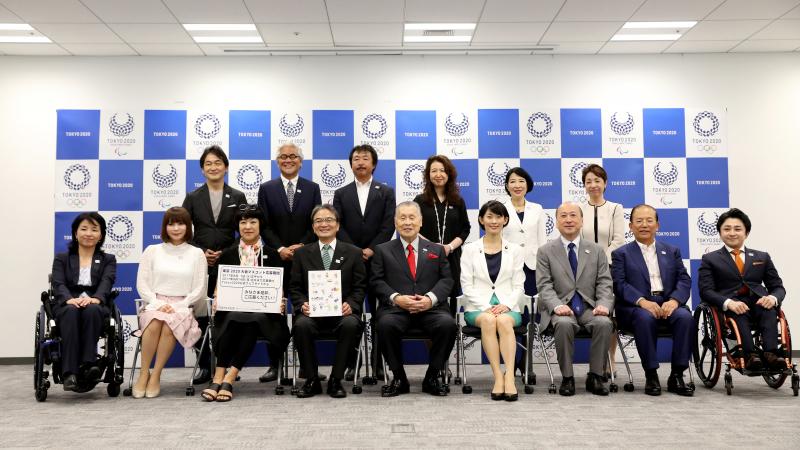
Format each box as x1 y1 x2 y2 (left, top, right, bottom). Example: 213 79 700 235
611 204 693 396
699 208 786 372
333 144 395 380
290 204 366 398
371 201 457 397
182 145 246 384
257 143 322 381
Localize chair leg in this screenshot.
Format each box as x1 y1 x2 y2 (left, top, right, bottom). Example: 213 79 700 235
536 325 557 394
123 338 141 395
617 333 635 390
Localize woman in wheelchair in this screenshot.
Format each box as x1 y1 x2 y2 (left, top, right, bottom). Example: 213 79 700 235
132 207 206 398
698 208 786 372
51 212 117 392
201 205 290 402
460 201 525 401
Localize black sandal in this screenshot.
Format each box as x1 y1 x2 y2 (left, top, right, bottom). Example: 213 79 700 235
216 382 233 402
201 383 221 402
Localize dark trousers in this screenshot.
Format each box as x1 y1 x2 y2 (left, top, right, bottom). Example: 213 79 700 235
375 308 457 381
215 322 259 370
617 299 693 371
294 314 362 380
726 295 779 354
55 304 108 376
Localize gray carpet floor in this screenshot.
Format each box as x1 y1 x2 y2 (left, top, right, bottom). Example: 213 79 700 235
3 364 799 448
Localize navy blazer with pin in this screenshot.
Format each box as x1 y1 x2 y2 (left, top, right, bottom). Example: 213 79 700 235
611 240 691 310
698 246 785 309
51 251 117 308
289 241 366 317
257 177 322 250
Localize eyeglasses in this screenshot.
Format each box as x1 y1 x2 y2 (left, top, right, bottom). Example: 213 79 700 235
239 204 258 212
313 217 337 225
277 154 300 161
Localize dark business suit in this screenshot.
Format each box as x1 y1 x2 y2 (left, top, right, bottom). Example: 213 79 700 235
51 251 117 376
371 238 457 381
290 241 366 380
612 241 692 371
698 246 785 353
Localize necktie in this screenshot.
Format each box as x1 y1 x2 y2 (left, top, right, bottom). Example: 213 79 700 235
407 244 416 280
322 244 332 270
286 181 295 211
732 249 749 295
568 243 583 316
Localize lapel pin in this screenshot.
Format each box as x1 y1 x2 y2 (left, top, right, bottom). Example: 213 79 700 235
584 249 590 254
94 259 100 264
660 250 666 255
297 189 302 193
748 252 754 257
422 247 428 252
375 185 380 189
225 194 230 198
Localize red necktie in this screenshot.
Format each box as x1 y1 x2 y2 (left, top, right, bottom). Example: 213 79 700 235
732 249 749 296
407 244 416 280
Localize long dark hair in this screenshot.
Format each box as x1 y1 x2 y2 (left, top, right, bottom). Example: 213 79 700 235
68 212 107 254
420 154 463 206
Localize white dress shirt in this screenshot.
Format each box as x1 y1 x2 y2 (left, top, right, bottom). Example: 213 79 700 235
637 241 663 292
390 236 439 306
355 177 372 215
560 235 581 261
319 239 337 255
280 174 299 194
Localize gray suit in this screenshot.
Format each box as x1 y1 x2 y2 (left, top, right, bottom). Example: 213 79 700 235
536 237 614 378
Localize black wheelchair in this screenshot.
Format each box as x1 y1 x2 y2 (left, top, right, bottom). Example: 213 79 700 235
693 303 799 396
33 277 125 402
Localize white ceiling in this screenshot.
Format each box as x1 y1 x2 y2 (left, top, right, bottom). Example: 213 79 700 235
0 0 799 56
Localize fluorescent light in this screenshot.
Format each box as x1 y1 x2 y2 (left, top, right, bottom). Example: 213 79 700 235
0 35 51 43
405 23 476 31
623 21 697 29
404 35 472 43
0 23 34 31
611 34 682 41
193 36 263 43
183 24 257 31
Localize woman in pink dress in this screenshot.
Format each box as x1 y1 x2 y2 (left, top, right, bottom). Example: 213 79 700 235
132 207 206 398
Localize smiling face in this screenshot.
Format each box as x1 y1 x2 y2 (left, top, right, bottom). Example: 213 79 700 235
312 208 339 243
630 206 659 245
479 210 509 237
506 172 528 200
429 161 448 189
350 150 375 182
395 204 422 242
556 202 583 241
166 220 187 244
719 217 748 250
277 144 302 179
238 217 261 245
75 219 101 250
583 172 606 199
202 153 227 183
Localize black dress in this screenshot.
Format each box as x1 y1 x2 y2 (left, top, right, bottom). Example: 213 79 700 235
413 194 471 315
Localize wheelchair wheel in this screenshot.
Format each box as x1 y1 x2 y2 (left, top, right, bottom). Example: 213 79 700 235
764 311 792 389
33 309 49 402
693 305 723 388
111 307 126 385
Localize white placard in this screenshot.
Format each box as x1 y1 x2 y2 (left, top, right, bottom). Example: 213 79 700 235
308 270 342 317
216 264 283 313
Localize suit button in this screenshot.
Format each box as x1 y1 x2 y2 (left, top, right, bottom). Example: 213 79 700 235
520 243 525 247
491 286 495 290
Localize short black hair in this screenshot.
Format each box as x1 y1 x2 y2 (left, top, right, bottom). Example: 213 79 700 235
349 144 378 172
235 204 267 233
504 167 533 196
581 163 607 184
629 204 659 222
69 212 107 253
478 200 510 231
199 145 229 168
717 208 751 234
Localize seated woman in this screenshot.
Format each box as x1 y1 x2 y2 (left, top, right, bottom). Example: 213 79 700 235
201 205 290 402
460 200 525 401
51 212 116 392
698 208 787 372
133 207 206 398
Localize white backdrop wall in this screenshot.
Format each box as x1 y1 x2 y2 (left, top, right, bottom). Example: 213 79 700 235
1 53 798 359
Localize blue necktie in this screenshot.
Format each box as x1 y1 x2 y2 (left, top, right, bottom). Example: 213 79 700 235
568 243 584 317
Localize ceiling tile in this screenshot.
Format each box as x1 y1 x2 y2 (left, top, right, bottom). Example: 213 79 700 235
258 23 332 45
556 0 645 21
0 43 69 54
682 20 771 40
32 24 122 44
664 39 738 52
630 0 725 21
331 23 401 45
731 39 800 52
707 0 800 20
480 0 564 22
0 0 100 23
548 41 605 53
61 43 137 55
0 4 20 21
472 22 549 44
163 0 253 23
81 0 177 23
129 43 204 55
599 40 673 53
541 21 623 42
404 0 486 22
108 24 194 44
326 0 403 23
783 5 800 18
751 19 800 39
245 0 328 23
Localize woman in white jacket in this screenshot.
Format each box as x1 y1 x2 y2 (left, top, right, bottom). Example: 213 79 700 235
460 200 525 401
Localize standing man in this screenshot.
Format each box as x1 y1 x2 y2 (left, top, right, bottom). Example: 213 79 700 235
257 143 322 382
182 145 247 385
611 204 694 396
333 144 395 380
536 202 614 396
371 201 457 397
290 205 366 398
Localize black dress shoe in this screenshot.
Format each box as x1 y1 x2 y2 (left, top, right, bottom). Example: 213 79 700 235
297 368 327 381
192 368 211 385
63 374 77 392
764 352 787 371
667 373 694 397
585 373 609 396
421 376 448 396
744 354 763 372
559 377 575 396
327 377 347 398
259 366 279 383
644 374 662 396
491 392 505 401
85 365 102 383
381 379 410 397
344 367 355 382
504 392 518 402
296 377 323 398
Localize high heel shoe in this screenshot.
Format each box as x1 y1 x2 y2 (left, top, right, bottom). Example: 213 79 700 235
490 392 505 401
145 372 160 398
132 371 149 399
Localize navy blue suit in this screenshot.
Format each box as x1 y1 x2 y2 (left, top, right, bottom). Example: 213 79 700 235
612 241 692 371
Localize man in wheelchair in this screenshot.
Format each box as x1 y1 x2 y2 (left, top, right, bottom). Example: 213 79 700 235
698 208 786 373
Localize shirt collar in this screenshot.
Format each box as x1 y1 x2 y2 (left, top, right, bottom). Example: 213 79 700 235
281 175 298 187
724 244 745 255
319 239 337 252
560 234 580 249
400 236 419 251
355 177 372 188
637 240 657 252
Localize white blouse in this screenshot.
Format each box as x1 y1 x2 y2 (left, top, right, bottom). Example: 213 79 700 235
137 242 207 311
579 200 626 262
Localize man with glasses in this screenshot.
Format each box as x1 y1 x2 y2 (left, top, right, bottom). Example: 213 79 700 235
290 205 366 398
257 143 321 381
182 145 247 384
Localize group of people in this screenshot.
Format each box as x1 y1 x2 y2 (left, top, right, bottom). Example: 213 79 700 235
50 142 786 401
